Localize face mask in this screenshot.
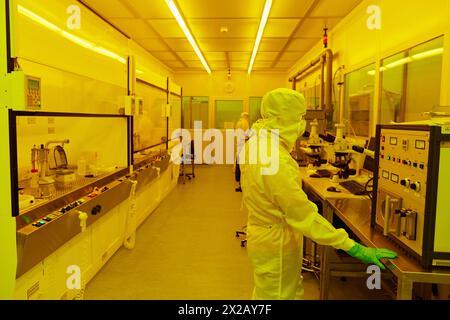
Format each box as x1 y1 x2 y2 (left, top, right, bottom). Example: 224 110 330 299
297 120 307 138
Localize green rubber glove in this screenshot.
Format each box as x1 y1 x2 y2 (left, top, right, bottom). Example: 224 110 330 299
346 243 397 270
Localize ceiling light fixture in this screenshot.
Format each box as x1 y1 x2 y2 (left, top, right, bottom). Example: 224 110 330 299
165 0 211 74
247 0 272 74
17 5 126 64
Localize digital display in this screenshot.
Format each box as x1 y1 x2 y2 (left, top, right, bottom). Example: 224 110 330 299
28 79 40 90
415 140 426 150
391 173 399 183
382 170 389 179
389 137 398 145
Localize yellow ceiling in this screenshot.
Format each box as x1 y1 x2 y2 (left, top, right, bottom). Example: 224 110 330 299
80 0 363 73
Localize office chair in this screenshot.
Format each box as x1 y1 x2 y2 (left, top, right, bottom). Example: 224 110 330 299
235 225 247 247
180 140 195 183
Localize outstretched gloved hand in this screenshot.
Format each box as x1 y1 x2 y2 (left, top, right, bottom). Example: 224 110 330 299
346 242 397 270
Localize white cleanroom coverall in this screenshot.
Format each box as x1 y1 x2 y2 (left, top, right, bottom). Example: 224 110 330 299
240 88 355 300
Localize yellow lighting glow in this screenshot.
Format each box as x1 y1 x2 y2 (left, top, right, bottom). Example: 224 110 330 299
17 5 61 32
165 0 211 74
412 47 444 60
18 5 126 64
384 57 412 69
370 47 444 75
248 0 272 74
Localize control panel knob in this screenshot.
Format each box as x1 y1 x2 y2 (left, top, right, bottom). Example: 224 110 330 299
91 205 102 215
400 179 410 187
410 182 421 192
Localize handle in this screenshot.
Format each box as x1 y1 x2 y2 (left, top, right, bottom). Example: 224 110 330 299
383 195 391 236
78 210 88 232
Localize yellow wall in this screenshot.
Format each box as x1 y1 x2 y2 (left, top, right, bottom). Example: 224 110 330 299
288 0 450 135
175 71 286 127
3 0 182 300
173 71 286 163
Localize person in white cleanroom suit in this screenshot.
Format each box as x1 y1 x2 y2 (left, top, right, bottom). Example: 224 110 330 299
239 88 397 299
234 112 250 191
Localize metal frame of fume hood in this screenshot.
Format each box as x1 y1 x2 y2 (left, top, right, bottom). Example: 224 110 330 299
8 110 132 217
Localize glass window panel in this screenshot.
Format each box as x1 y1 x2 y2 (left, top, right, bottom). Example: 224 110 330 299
405 37 443 121
380 52 405 124
215 100 243 129
344 63 376 137
249 97 262 127
380 36 443 123
182 96 209 129
135 82 166 150
169 94 181 135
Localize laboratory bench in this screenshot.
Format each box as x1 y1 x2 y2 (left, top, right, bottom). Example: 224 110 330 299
299 167 450 300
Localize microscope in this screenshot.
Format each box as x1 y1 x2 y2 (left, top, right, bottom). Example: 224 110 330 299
299 119 327 167
327 124 357 179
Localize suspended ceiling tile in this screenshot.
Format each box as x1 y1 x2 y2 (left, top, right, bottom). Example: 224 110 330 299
264 19 301 37
258 38 289 51
230 61 248 69
270 0 315 18
204 52 226 61
177 0 265 18
294 18 341 38
253 61 272 68
185 60 204 68
189 19 259 38
209 61 228 69
230 52 251 60
165 38 195 51
164 60 185 68
255 51 278 60
201 39 254 52
82 0 135 18
136 38 169 51
279 51 308 61
310 0 363 17
109 18 158 38
150 51 178 60
147 19 185 38
275 61 296 68
287 38 318 51
176 51 200 60
123 0 174 18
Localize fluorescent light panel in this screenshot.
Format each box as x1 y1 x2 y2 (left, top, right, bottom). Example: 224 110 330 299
18 5 126 64
165 0 211 74
248 0 272 74
368 47 444 75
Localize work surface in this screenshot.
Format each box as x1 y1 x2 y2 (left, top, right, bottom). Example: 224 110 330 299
299 166 450 278
327 198 425 274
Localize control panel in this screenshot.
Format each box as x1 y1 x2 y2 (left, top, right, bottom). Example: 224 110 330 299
16 175 133 277
372 124 450 269
31 200 85 228
26 76 41 109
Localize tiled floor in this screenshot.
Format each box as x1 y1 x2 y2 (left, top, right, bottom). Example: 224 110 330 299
84 165 390 300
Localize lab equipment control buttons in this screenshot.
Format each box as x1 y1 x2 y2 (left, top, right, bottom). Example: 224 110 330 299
410 182 421 192
91 205 102 215
400 179 410 187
